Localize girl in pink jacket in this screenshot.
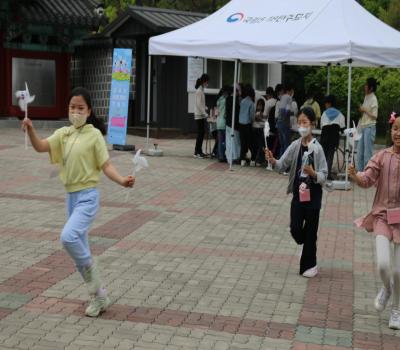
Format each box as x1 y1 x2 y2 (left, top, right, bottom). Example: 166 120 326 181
349 113 400 330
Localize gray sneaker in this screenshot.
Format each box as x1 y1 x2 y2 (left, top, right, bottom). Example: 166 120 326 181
85 295 111 317
389 309 400 330
374 286 391 312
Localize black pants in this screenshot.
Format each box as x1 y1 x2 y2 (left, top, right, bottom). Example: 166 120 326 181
252 128 266 164
239 124 254 161
290 199 320 275
195 119 206 155
323 144 335 180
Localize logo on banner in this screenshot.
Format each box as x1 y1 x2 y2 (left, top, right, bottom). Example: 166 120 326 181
226 12 314 24
227 12 244 23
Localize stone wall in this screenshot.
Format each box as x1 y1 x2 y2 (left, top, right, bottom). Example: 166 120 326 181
71 39 136 121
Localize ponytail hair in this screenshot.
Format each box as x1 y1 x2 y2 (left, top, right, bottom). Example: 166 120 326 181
195 73 210 89
68 87 107 135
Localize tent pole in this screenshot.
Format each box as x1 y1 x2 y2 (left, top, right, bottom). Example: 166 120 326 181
238 60 242 83
345 59 352 189
146 55 152 152
327 63 331 95
229 59 239 171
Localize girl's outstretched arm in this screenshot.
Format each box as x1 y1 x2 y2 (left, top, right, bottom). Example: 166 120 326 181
348 164 365 187
21 118 49 153
102 160 135 188
349 157 380 188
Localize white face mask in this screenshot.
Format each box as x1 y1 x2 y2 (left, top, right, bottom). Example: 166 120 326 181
69 113 87 128
298 126 311 138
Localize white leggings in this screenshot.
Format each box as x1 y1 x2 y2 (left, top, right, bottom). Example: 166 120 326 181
376 235 400 309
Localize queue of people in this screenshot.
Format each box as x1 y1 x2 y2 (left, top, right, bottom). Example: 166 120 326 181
193 75 380 181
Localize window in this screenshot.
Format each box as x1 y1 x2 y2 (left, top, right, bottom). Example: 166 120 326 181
222 61 235 87
206 59 269 92
255 64 268 92
241 63 253 85
12 58 56 107
206 59 221 89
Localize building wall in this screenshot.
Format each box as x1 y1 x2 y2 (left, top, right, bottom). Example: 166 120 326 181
71 47 113 120
71 40 136 122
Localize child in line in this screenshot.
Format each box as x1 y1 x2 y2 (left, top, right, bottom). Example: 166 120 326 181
349 114 400 330
320 95 346 180
22 87 134 317
252 98 267 166
266 107 328 277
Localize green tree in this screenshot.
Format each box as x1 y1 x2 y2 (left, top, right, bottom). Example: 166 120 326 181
380 0 400 30
360 0 390 18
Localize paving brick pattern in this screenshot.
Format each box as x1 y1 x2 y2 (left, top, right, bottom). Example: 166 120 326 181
0 128 398 349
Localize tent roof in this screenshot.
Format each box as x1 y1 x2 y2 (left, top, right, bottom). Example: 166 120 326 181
149 0 400 67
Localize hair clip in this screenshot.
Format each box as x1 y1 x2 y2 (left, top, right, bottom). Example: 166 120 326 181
389 112 398 124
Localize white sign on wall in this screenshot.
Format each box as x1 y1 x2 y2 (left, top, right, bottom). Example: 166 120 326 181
187 57 204 92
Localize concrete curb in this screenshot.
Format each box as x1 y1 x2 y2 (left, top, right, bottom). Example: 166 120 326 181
0 119 69 129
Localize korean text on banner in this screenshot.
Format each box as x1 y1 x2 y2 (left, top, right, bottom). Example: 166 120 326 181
107 48 132 145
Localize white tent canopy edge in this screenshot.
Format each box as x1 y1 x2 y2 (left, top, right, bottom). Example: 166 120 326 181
146 0 400 185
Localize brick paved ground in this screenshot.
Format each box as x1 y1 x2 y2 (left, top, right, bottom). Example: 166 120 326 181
0 127 398 350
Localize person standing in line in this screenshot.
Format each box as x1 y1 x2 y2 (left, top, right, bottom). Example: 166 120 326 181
357 77 379 170
238 84 256 166
225 85 241 164
264 86 277 120
320 95 346 180
349 114 400 330
266 107 328 278
301 90 321 128
194 73 210 159
216 86 229 162
252 98 267 166
276 85 294 159
22 87 134 317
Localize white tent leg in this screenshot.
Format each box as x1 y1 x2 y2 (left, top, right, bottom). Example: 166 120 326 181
146 55 152 152
229 59 239 171
327 63 331 95
332 60 352 191
345 60 352 189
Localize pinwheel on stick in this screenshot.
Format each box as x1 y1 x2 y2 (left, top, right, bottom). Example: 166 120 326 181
15 82 35 150
125 149 149 202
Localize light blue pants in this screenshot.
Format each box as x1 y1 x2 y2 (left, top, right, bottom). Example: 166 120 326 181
356 125 376 171
61 188 99 277
225 126 241 162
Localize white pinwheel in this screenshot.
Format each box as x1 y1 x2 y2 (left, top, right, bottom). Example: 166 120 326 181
15 82 35 150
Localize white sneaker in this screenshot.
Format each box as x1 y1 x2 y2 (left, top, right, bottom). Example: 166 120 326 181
250 161 256 167
241 160 246 167
282 171 289 176
374 286 391 312
389 309 400 330
302 266 318 278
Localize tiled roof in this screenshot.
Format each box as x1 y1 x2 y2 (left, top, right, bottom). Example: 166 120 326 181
15 0 107 27
102 6 207 36
127 6 206 31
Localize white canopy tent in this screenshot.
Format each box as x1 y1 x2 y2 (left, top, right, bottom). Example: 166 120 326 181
147 0 400 185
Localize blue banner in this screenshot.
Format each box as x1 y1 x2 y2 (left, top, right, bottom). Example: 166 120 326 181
107 48 132 145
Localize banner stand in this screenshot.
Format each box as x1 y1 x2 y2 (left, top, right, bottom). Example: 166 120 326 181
107 48 135 152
